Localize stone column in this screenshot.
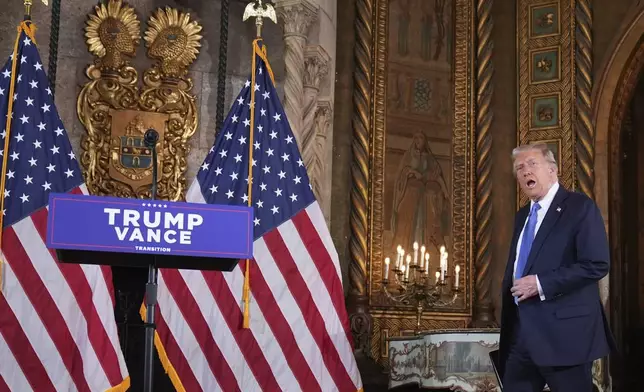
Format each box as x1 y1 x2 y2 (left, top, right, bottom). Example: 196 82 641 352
302 45 330 173
275 0 318 144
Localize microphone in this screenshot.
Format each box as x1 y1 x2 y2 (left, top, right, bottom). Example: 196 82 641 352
144 128 159 201
144 129 159 148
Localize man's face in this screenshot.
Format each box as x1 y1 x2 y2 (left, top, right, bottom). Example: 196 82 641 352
513 150 556 201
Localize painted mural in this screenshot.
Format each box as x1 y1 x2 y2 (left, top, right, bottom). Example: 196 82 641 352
385 0 453 274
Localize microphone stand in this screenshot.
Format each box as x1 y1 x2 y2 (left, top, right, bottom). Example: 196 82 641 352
142 128 159 392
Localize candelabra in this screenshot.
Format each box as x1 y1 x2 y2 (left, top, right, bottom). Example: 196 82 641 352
381 242 461 332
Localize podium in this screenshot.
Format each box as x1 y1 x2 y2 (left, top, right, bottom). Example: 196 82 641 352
46 192 254 391
46 193 253 270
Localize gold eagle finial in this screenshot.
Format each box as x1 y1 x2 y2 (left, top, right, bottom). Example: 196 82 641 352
23 0 49 17
243 0 277 37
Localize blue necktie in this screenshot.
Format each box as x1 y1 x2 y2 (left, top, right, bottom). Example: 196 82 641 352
515 202 541 281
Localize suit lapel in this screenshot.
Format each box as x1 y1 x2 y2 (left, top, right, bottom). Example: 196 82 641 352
523 186 569 275
503 206 529 285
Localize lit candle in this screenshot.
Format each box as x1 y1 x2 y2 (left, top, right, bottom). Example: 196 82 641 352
396 245 402 270
455 264 460 289
441 252 447 283
444 251 448 271
413 242 419 265
384 257 390 281
405 255 411 280
401 265 406 281
400 248 405 270
435 270 440 283
439 246 446 278
420 245 426 269
424 253 430 274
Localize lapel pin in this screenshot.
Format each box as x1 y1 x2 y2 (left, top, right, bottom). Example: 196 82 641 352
556 207 561 212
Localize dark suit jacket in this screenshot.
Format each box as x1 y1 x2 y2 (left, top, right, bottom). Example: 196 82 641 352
499 186 615 373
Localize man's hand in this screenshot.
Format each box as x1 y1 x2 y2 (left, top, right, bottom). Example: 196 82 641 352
511 275 539 302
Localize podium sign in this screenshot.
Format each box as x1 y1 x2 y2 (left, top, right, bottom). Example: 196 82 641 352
46 193 253 270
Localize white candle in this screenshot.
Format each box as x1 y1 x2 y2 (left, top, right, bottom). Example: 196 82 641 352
435 270 440 283
413 242 419 265
441 252 447 283
425 253 430 275
439 246 446 277
401 264 406 279
384 257 390 281
420 245 426 269
455 264 460 289
400 248 405 270
444 251 449 275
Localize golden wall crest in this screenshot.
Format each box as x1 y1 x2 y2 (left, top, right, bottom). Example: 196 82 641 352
77 0 202 200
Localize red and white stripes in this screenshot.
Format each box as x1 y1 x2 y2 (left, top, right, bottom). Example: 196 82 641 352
156 183 362 392
0 185 129 392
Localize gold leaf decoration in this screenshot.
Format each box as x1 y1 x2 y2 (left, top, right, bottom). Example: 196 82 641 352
78 0 200 202
144 7 203 77
84 0 140 70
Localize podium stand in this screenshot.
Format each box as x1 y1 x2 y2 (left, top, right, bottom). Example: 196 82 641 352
46 192 253 392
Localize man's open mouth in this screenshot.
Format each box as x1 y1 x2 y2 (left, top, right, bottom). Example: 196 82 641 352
526 180 536 188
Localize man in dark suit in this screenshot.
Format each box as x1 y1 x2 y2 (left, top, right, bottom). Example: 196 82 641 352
499 143 614 392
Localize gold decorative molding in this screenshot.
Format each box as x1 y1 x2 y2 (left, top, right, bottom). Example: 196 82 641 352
348 0 372 302
575 0 594 198
348 0 476 360
517 0 575 208
473 0 495 327
77 0 201 201
367 0 474 310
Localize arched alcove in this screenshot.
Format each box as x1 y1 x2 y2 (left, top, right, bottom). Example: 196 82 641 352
593 3 644 389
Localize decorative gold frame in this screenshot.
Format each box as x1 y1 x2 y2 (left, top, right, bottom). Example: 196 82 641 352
529 45 562 85
348 0 477 364
528 2 561 39
528 91 562 131
367 0 474 314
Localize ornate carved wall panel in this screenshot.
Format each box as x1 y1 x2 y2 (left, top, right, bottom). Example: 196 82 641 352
348 0 476 362
77 0 201 201
517 0 576 207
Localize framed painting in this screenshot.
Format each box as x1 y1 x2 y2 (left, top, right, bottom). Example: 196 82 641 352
349 0 477 363
387 329 501 391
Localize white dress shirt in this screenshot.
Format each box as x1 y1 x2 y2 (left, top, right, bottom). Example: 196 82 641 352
513 181 559 302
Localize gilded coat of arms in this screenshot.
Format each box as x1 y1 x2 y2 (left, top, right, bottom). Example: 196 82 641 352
109 111 168 187
77 0 202 200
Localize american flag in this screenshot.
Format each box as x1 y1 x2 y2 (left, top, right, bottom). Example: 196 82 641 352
153 40 363 391
0 23 129 391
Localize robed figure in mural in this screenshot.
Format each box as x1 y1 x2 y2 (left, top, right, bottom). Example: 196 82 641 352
391 132 450 257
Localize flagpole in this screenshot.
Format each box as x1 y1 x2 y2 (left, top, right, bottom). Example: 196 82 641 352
241 0 276 329
22 0 48 21
0 0 45 291
142 129 160 392
0 24 22 294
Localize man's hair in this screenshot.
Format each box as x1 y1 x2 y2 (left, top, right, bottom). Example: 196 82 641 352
511 143 558 174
